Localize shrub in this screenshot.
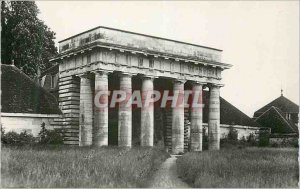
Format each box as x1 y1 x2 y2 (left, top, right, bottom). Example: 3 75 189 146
270 137 298 148
247 132 257 145
221 125 239 148
38 123 64 145
290 138 298 148
227 125 238 141
258 130 270 147
1 130 35 145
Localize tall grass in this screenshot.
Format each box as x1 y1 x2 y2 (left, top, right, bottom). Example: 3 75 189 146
177 147 299 188
1 146 169 188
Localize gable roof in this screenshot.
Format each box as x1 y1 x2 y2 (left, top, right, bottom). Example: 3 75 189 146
255 106 298 133
202 91 261 127
1 64 61 114
254 95 299 116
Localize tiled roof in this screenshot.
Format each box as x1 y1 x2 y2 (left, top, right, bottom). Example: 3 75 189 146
1 64 61 114
254 95 299 116
255 106 298 133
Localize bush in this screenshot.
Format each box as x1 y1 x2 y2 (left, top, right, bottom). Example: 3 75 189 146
227 125 238 141
247 133 257 145
290 138 299 148
1 123 63 146
258 130 270 147
38 123 64 145
1 130 35 145
220 125 239 148
270 137 298 148
221 128 259 148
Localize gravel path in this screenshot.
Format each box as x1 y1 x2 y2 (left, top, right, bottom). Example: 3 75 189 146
147 155 190 188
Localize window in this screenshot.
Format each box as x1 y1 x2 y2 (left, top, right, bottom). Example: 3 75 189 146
138 57 143 67
149 59 154 68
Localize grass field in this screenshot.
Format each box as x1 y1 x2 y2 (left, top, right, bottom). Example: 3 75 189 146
1 146 169 188
176 147 299 188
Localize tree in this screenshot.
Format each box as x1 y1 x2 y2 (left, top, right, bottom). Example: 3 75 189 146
1 1 57 78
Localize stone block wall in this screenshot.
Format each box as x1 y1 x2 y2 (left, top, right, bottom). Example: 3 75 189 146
51 75 81 145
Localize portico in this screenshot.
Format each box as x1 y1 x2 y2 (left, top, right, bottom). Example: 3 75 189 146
50 26 232 154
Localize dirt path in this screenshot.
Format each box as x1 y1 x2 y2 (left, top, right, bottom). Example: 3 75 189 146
147 155 190 188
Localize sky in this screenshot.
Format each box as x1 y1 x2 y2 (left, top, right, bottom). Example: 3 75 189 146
36 1 299 117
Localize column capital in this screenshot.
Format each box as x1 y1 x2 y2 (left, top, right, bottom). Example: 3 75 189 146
208 83 224 89
91 69 111 76
190 81 207 86
76 72 92 79
140 74 158 80
173 78 186 84
118 72 134 77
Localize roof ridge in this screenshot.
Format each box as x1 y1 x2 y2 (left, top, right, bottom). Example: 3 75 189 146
254 95 299 115
220 96 261 127
280 95 299 108
221 97 253 120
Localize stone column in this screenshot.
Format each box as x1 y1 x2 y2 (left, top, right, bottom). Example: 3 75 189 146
93 71 109 146
118 73 132 147
172 80 185 154
141 76 154 147
208 84 221 150
79 73 93 146
190 82 204 151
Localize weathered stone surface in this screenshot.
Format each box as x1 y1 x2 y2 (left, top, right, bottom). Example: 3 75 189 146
141 77 154 147
208 85 220 150
190 83 203 151
79 75 93 146
93 71 109 146
118 73 132 147
172 80 185 154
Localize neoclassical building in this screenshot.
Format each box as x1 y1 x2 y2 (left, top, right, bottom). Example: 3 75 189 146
50 26 232 154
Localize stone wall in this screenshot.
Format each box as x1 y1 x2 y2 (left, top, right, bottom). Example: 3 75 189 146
202 123 259 139
1 113 60 136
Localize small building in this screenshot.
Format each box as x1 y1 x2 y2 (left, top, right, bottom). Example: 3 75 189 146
253 92 299 134
1 64 61 136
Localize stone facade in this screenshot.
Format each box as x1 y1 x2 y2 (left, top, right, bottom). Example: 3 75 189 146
50 26 232 154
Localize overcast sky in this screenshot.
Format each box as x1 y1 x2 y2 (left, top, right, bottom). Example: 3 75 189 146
36 1 299 117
